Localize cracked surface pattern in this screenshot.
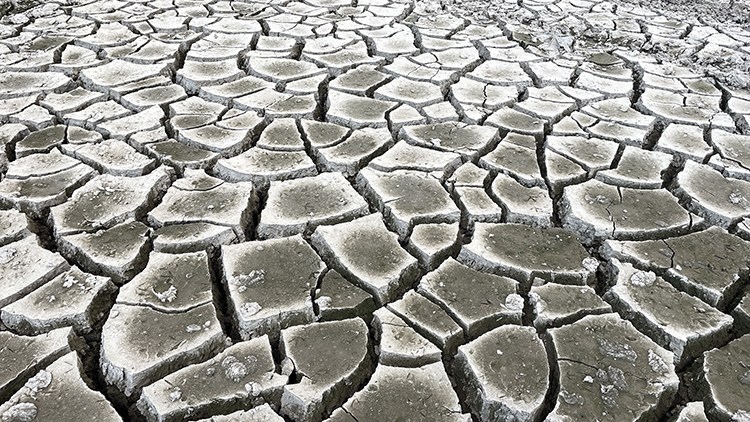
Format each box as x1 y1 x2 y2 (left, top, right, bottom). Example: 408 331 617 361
1 0 750 420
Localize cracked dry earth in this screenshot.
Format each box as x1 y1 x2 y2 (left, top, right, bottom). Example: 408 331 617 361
2 0 750 421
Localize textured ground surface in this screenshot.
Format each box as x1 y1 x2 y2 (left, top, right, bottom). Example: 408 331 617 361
1 0 750 420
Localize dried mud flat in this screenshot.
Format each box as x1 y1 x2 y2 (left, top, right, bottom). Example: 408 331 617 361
0 0 749 420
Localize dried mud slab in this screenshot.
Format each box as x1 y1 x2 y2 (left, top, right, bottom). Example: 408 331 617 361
530 284 612 329
548 314 679 422
147 170 256 243
0 72 73 100
138 336 287 422
0 209 30 247
100 302 224 396
418 258 521 338
601 226 750 310
400 122 500 161
454 325 549 421
326 90 396 129
311 214 419 305
562 179 693 244
221 235 324 340
327 362 470 422
703 334 750 422
673 160 750 229
0 352 122 422
0 236 69 309
214 148 317 188
311 128 392 178
194 404 284 422
387 290 463 352
675 402 710 422
0 327 71 403
57 220 151 284
258 172 369 239
405 222 460 270
1 267 115 335
458 223 596 287
116 251 213 312
370 307 442 367
604 259 733 367
62 139 156 176
13 126 66 159
0 149 96 216
280 319 372 422
356 168 460 239
490 173 553 228
313 270 376 321
49 167 173 236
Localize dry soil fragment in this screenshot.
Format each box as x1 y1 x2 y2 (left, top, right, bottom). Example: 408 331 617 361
600 226 750 310
548 314 678 422
595 147 672 189
138 336 287 422
258 172 369 239
400 122 500 160
194 404 284 422
214 148 317 189
673 160 750 228
490 173 553 228
62 139 156 177
325 90 396 129
1 267 115 335
0 150 96 217
116 251 212 312
313 270 375 321
561 179 692 244
458 223 595 287
280 319 372 422
418 258 521 338
545 135 619 175
455 325 549 421
49 167 173 236
367 141 462 177
148 170 255 242
176 59 245 94
80 60 169 96
479 133 544 187
406 222 459 270
57 220 150 284
530 283 611 330
703 334 750 422
329 362 470 422
311 213 419 305
0 327 70 402
0 236 69 309
0 72 73 100
654 123 712 163
675 402 709 422
356 168 460 239
221 235 324 340
605 259 733 366
387 290 463 351
101 302 224 396
311 127 392 177
372 306 442 367
14 125 65 158
152 223 237 254
146 140 220 175
0 209 30 247
0 352 123 422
